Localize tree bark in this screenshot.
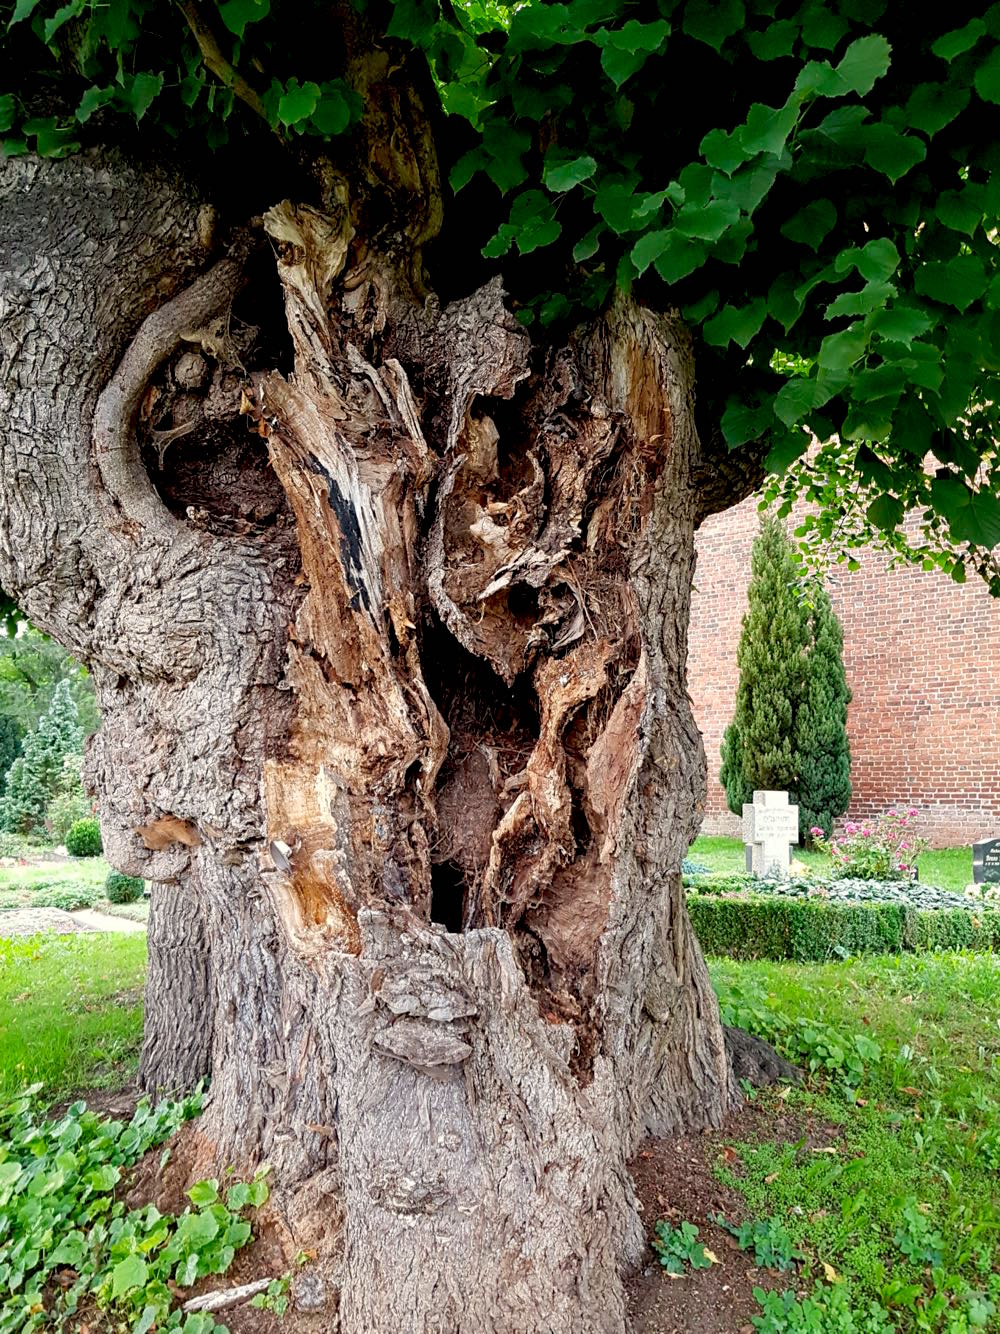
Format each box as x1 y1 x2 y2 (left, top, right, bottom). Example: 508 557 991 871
0 124 760 1330
138 876 213 1097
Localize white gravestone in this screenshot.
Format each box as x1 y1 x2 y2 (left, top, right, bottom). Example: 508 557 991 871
742 790 799 878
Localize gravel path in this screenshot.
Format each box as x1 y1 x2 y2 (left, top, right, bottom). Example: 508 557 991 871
0 906 146 936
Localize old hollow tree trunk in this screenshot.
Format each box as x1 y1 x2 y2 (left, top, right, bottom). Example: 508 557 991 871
0 55 761 1332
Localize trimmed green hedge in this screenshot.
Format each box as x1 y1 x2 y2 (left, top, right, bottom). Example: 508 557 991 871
689 894 1000 962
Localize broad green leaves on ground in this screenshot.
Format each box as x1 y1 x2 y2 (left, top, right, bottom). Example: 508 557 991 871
0 1086 265 1334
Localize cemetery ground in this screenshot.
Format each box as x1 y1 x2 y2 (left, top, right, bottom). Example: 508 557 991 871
1 931 998 1330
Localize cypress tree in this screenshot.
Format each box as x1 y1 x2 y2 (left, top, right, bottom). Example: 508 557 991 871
796 585 852 839
719 517 853 843
720 517 810 818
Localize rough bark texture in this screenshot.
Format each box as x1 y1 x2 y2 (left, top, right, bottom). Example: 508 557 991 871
0 107 764 1329
139 877 213 1097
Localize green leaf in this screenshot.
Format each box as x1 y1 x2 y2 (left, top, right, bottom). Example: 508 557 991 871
75 85 114 123
674 198 740 241
277 78 321 128
573 224 604 262
219 0 270 38
914 255 987 312
932 19 987 62
112 1254 149 1297
738 100 798 157
310 85 355 136
8 0 42 25
867 304 933 345
974 47 1000 104
483 122 532 194
543 151 597 193
818 323 867 370
765 429 810 471
482 224 517 258
516 217 562 253
721 399 772 448
630 229 670 276
226 1182 252 1210
449 148 485 194
904 82 970 135
936 186 985 236
826 279 896 320
931 475 1000 547
596 23 669 88
0 95 15 133
834 34 892 96
780 199 836 247
747 21 798 61
703 299 767 349
718 161 779 214
43 0 84 44
650 233 705 284
682 0 744 52
187 1178 220 1207
863 126 926 183
700 128 744 175
774 378 819 427
121 72 163 122
800 5 847 51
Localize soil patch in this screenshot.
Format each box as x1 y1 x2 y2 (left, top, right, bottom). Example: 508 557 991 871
625 1099 842 1333
102 1094 838 1332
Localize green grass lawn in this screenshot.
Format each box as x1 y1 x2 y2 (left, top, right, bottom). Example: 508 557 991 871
0 923 996 1328
708 949 1000 1329
691 834 974 892
0 933 147 1102
0 855 110 888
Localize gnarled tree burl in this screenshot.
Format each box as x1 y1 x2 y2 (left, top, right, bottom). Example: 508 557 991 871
0 42 772 1334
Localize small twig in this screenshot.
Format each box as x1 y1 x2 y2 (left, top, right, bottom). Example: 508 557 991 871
177 0 269 124
182 1276 276 1313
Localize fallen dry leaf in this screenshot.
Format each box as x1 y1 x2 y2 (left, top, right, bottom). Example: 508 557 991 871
764 1171 780 1184
703 1248 721 1265
822 1261 840 1282
810 1146 838 1154
721 1145 742 1165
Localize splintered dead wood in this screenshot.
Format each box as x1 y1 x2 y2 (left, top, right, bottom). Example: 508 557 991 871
245 202 680 1024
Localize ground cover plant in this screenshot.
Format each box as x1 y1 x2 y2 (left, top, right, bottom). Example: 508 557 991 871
0 1085 271 1334
702 950 1000 1332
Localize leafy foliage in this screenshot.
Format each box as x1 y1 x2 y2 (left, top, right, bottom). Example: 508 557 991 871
105 871 145 904
0 1085 263 1334
29 880 98 910
1 1 1000 583
65 816 102 857
713 1213 802 1271
650 1218 716 1275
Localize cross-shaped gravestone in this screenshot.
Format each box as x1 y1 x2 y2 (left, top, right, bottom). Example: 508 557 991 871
742 790 799 878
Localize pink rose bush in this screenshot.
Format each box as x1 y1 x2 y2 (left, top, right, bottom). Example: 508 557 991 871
811 808 928 881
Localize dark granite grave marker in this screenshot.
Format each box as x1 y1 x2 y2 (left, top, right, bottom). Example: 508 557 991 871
972 838 1000 884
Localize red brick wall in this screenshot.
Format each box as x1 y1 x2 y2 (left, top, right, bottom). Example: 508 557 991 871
688 497 1000 848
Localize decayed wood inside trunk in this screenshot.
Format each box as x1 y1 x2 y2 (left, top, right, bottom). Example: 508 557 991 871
0 122 755 1330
